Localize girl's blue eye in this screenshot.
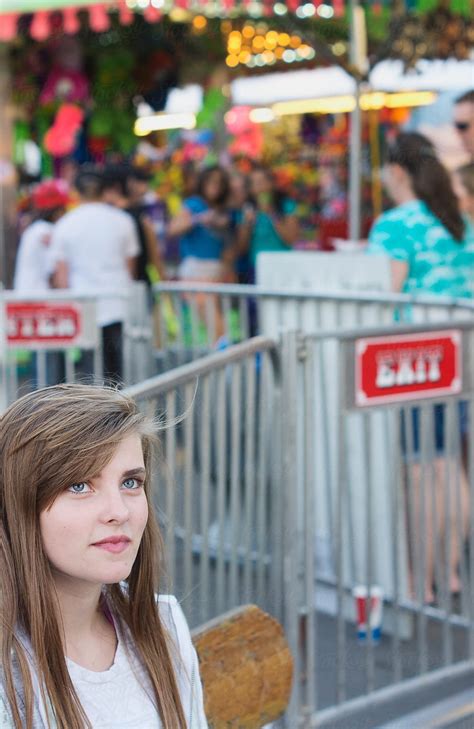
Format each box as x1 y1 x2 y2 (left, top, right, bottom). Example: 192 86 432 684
68 482 90 494
122 478 142 490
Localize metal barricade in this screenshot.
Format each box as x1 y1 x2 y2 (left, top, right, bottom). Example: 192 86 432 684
125 336 284 630
281 322 474 728
153 281 474 371
125 321 473 728
0 282 153 406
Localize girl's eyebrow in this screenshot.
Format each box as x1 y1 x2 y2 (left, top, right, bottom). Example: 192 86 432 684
89 467 147 481
121 468 146 478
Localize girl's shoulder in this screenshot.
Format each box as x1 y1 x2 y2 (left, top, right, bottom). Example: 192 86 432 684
157 595 195 665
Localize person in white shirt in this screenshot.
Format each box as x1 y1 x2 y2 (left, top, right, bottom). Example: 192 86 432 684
14 179 69 292
13 180 70 386
0 384 208 729
49 169 139 384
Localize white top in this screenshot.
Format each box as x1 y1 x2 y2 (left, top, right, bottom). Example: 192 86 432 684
14 220 54 292
47 203 140 326
67 595 207 729
67 623 160 728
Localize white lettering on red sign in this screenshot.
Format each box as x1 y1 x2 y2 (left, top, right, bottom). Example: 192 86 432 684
6 302 82 348
375 348 442 389
355 330 462 407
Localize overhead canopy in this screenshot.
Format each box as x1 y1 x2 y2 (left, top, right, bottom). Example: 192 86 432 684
231 59 474 107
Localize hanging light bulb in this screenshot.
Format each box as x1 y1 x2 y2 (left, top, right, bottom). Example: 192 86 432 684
0 13 18 42
88 5 111 33
30 11 50 41
62 7 80 34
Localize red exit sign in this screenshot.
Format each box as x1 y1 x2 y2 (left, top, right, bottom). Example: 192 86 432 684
355 330 462 407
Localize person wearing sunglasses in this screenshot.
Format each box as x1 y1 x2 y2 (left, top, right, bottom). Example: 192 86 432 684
453 89 474 159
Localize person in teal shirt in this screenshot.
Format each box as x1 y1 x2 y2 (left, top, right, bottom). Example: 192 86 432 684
234 166 299 274
367 132 472 604
367 132 474 298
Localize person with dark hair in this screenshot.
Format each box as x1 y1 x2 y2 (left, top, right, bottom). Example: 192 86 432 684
235 165 299 277
368 132 473 604
102 166 166 286
167 165 232 340
453 89 474 159
14 180 69 292
226 171 253 285
168 165 231 280
368 132 474 297
453 162 474 224
48 167 140 384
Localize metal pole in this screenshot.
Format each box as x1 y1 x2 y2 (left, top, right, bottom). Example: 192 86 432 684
348 0 366 242
349 84 362 241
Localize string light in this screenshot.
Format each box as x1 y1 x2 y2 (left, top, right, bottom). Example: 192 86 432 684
317 4 334 18
192 14 207 30
225 22 315 69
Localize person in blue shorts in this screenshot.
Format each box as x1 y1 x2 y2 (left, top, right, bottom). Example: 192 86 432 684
168 165 232 341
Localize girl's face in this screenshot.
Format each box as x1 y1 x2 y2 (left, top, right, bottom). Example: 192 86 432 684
203 171 225 204
40 434 149 588
250 170 272 197
229 175 247 207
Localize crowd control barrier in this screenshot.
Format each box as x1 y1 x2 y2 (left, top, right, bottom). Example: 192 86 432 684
125 321 474 728
152 282 474 369
0 282 153 408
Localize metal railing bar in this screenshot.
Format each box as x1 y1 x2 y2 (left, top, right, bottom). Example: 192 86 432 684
309 662 474 729
125 336 276 399
153 282 474 310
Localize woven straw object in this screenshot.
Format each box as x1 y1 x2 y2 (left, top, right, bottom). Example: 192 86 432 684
192 604 293 729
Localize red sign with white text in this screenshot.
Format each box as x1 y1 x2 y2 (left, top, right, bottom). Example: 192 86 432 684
355 330 462 407
7 302 82 347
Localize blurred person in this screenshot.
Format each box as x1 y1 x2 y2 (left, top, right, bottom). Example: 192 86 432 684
168 165 232 340
49 169 139 384
236 165 299 276
453 90 474 160
226 171 253 285
13 180 69 387
368 132 474 296
0 384 207 729
14 179 69 292
126 167 167 283
103 168 166 287
452 162 474 223
367 132 474 603
168 164 231 280
181 161 199 199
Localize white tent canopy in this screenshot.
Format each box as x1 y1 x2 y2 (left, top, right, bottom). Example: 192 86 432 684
230 58 474 107
143 59 472 116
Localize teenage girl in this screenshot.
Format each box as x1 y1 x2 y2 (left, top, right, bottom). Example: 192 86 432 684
0 384 207 728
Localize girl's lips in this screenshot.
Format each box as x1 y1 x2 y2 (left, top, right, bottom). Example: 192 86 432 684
92 540 131 554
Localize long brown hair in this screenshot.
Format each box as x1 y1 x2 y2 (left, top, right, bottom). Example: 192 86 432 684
0 384 186 729
387 132 465 242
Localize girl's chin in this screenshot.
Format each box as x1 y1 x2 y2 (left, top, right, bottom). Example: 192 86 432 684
92 568 133 585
